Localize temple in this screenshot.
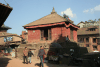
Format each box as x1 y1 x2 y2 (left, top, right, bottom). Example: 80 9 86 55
23 7 79 43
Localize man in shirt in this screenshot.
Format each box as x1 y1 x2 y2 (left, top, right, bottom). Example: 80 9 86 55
23 47 28 64
37 46 46 67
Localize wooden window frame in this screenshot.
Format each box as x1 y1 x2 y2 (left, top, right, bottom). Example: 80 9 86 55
86 44 89 47
86 37 89 43
40 28 52 41
93 45 97 50
93 38 96 43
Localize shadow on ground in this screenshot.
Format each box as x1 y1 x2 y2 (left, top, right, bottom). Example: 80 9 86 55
44 34 90 67
35 63 40 66
0 57 11 67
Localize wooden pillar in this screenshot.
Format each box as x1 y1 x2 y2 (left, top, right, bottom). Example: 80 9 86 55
96 38 97 45
84 38 86 47
89 37 92 44
84 38 86 43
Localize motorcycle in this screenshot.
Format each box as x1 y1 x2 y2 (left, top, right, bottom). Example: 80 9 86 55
68 49 83 66
94 56 100 67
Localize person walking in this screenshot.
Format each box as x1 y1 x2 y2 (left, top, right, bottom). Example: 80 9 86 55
43 47 46 63
23 47 28 64
37 46 46 67
28 49 34 64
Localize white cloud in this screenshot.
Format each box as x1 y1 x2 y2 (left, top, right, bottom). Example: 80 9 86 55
83 5 100 13
83 9 89 13
94 5 100 11
61 8 76 18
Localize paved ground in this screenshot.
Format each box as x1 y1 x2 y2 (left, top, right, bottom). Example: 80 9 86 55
0 56 81 67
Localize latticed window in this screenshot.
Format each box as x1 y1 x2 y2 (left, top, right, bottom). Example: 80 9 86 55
4 37 13 42
40 28 52 41
78 38 84 43
93 38 96 43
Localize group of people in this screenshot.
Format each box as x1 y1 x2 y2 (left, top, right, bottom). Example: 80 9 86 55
23 46 46 67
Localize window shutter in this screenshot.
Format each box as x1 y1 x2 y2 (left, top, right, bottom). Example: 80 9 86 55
48 29 51 40
41 30 44 40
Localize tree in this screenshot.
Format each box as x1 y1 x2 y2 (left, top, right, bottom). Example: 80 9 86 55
88 20 93 22
98 18 100 21
63 14 69 20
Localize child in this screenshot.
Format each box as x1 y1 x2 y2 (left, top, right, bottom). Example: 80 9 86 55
28 49 34 64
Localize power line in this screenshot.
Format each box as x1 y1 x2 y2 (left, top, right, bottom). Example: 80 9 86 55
4 0 10 7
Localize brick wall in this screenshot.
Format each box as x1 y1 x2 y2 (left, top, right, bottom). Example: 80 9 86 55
73 29 77 42
66 27 70 39
52 27 62 41
22 31 26 39
28 29 40 43
27 25 78 43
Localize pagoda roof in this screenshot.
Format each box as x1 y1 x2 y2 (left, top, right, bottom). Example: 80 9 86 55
23 7 74 27
0 32 21 37
1 24 11 29
0 3 13 28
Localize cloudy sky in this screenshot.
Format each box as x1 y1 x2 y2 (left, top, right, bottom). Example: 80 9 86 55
0 0 100 35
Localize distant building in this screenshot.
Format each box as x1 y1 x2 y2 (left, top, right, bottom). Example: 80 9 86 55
0 24 22 46
77 26 100 52
77 20 100 28
21 31 28 43
23 7 79 43
77 21 85 28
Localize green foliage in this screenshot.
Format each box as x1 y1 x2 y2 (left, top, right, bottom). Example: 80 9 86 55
63 14 69 19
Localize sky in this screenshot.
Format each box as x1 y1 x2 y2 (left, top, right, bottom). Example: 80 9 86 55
0 0 100 35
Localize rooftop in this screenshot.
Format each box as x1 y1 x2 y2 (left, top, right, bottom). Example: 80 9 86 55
23 7 74 27
0 32 21 37
1 24 11 29
0 3 13 28
77 26 100 35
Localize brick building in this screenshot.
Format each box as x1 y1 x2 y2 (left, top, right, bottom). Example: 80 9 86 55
77 21 85 28
77 26 100 51
23 8 79 43
77 20 100 28
21 31 28 43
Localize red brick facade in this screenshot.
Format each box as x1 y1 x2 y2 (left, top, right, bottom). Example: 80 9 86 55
22 31 26 39
28 29 40 43
26 22 78 43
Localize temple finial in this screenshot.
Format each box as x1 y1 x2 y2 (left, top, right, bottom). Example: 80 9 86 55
51 7 57 14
